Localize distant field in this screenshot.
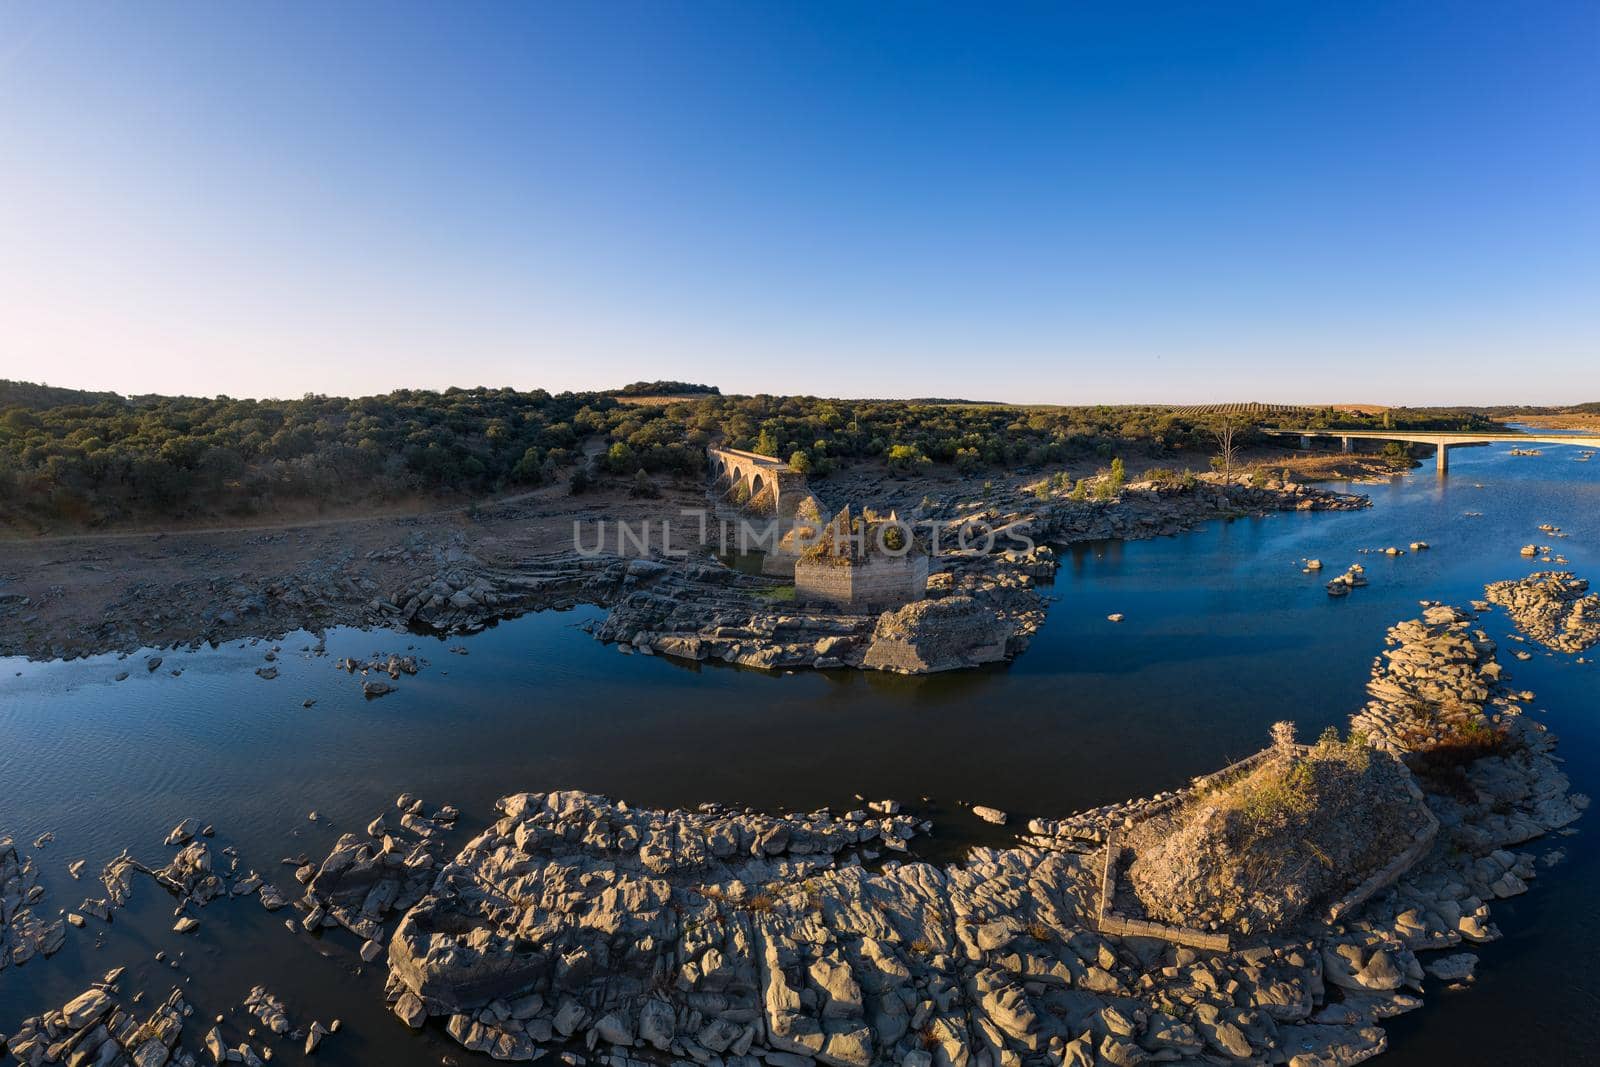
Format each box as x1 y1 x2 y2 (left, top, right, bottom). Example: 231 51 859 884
1516 412 1600 431
1167 402 1317 416
614 394 707 406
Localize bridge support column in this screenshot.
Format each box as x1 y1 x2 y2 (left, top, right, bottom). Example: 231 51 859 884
1436 442 1449 476
1340 436 1352 453
1300 434 1312 450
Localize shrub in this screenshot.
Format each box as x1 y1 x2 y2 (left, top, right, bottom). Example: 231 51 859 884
1400 713 1511 797
1141 466 1179 485
630 469 659 498
887 443 931 473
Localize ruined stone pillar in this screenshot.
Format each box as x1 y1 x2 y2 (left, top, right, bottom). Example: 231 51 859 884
1300 434 1312 450
1341 436 1352 453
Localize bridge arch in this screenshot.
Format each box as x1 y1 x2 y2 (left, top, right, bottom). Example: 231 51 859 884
706 445 811 517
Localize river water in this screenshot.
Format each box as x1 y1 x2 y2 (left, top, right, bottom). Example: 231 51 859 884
3 438 1597 1065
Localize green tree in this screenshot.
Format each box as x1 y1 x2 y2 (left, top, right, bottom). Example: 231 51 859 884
886 443 930 473
606 441 637 473
788 450 812 474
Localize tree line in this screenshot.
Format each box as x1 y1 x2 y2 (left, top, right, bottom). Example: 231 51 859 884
0 380 1506 529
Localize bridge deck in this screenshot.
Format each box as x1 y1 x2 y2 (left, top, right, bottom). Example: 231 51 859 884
1265 429 1600 448
707 446 791 468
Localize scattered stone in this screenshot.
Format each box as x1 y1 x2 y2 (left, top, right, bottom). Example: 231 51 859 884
1485 571 1600 654
971 805 1009 825
1426 953 1478 982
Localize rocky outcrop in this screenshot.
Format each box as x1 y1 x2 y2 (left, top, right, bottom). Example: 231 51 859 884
1030 479 1367 545
386 784 1389 1067
596 551 1045 675
1350 605 1507 754
1485 571 1600 654
295 796 458 943
6 979 197 1067
1124 739 1432 938
860 596 1013 673
1 836 65 969
384 595 1583 1067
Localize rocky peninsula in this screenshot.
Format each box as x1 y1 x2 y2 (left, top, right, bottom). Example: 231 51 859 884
366 599 1579 1067
3 589 1587 1067
1484 571 1600 654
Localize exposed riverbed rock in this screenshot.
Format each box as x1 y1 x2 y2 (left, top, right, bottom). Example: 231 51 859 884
5 980 194 1067
385 595 1583 1067
860 596 1013 673
293 797 456 944
1 837 65 969
1125 736 1432 938
1485 571 1600 654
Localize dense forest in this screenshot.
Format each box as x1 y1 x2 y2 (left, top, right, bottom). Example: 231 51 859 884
0 379 1517 528
608 381 721 397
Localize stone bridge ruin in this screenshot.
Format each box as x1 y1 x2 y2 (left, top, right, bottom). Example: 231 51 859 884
706 446 811 517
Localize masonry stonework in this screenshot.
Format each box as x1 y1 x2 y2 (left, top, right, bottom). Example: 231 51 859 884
794 553 930 612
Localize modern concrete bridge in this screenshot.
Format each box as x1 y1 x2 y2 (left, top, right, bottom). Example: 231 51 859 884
1264 428 1600 474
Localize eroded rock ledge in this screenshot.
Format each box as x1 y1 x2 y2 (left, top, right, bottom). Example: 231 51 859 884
1484 571 1600 654
380 602 1585 1067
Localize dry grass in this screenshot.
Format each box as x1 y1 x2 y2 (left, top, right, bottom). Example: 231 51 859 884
1515 413 1600 432
1128 729 1416 936
1399 715 1512 798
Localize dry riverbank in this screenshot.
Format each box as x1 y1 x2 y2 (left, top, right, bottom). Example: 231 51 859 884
0 469 1365 669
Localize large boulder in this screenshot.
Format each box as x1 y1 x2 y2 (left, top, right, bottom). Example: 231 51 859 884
860 596 1012 674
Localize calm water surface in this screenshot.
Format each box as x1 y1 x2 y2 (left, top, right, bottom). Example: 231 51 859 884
3 439 1597 1064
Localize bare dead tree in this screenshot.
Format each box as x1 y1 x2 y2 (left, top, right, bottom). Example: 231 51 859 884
1212 418 1240 482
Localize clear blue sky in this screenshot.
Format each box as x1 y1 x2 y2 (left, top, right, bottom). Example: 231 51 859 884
2 2 1595 404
